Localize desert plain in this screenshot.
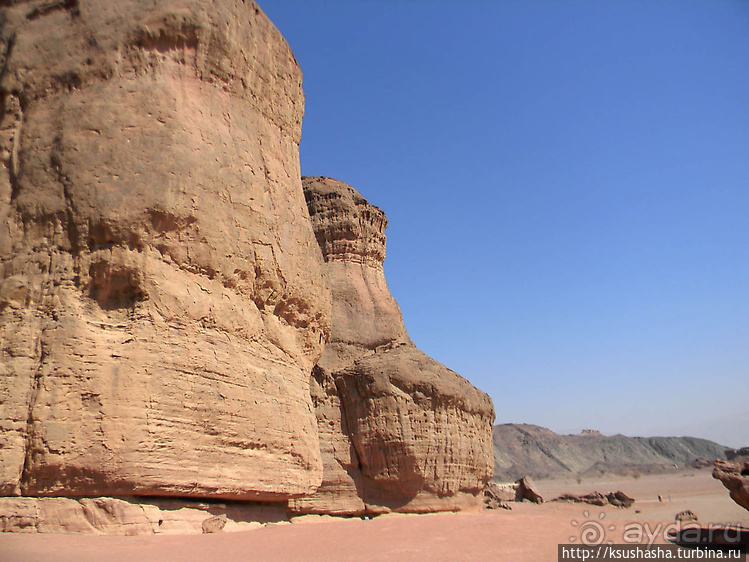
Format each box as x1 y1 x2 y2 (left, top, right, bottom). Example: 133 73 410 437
2 468 747 561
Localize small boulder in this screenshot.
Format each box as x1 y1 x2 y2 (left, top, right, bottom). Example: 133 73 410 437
201 514 227 534
553 492 606 506
552 491 634 508
606 491 635 508
675 510 698 522
515 476 543 504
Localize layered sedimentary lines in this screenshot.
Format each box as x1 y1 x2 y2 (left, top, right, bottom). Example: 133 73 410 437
338 346 495 505
0 0 494 520
291 177 494 515
0 0 330 499
303 176 410 373
304 176 388 267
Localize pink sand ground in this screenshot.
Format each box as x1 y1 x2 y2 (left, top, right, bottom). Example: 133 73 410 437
2 469 746 561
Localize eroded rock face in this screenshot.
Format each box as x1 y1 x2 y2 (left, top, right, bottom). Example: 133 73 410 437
303 176 410 372
713 460 749 512
339 346 495 512
290 366 366 516
290 177 494 515
0 0 330 500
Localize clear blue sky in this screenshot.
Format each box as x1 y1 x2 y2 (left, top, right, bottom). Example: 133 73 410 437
261 1 749 447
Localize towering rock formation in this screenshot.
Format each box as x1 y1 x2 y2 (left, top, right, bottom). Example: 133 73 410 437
0 0 494 525
290 177 495 515
0 0 330 499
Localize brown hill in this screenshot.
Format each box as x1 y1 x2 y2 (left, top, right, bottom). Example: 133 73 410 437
493 424 728 482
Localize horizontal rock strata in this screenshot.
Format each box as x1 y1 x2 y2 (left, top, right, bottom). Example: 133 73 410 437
0 0 330 500
0 0 496 528
290 177 495 515
337 346 496 511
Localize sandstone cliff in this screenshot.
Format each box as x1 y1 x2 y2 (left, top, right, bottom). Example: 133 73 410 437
0 0 495 524
290 177 495 515
0 0 330 500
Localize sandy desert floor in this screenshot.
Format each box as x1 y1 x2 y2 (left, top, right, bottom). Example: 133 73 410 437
2 468 747 561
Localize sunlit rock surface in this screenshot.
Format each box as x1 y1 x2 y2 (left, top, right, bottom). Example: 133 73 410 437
0 0 330 500
290 177 495 515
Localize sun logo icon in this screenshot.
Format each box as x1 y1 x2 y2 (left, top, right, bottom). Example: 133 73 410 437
569 510 616 546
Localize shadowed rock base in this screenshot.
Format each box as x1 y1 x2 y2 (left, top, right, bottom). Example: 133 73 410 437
0 497 284 535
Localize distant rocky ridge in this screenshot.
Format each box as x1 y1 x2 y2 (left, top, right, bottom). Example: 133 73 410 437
726 448 749 463
0 0 493 531
493 424 728 482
